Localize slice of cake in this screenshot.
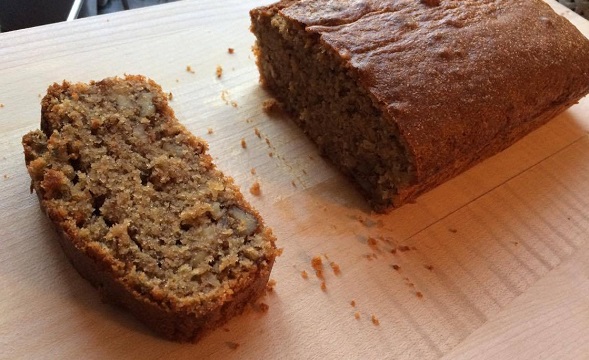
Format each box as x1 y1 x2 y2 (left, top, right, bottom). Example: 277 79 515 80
250 0 589 212
22 75 279 342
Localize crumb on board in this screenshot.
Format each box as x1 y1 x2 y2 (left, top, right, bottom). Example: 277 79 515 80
168 92 173 100
250 168 256 175
249 182 261 196
449 228 458 233
320 281 327 292
354 312 361 320
228 48 235 54
268 152 274 158
0 103 4 108
216 65 223 78
367 236 378 248
371 314 380 326
256 302 269 313
254 128 261 138
175 79 179 83
392 264 400 271
186 65 195 74
265 137 271 146
291 180 297 188
301 270 309 279
424 265 434 271
262 98 280 113
241 138 247 149
416 291 424 299
230 100 238 108
226 341 240 350
330 261 341 276
350 300 356 307
266 279 277 293
207 128 214 135
311 255 324 280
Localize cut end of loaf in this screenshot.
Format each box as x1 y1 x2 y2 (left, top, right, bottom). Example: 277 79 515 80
22 74 278 341
250 6 415 212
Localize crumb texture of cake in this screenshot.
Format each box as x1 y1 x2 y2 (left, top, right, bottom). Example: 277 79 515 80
22 75 278 342
250 0 589 211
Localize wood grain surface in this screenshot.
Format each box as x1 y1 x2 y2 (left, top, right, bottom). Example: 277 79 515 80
1 1 589 359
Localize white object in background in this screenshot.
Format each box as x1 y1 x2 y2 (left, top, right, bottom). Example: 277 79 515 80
558 0 589 18
67 0 84 21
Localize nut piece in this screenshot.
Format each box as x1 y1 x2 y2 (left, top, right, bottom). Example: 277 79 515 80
228 206 258 236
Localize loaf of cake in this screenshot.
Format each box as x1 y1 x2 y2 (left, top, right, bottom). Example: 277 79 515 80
22 75 278 342
250 0 589 211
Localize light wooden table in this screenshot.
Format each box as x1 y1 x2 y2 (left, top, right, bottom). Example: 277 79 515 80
1 1 589 359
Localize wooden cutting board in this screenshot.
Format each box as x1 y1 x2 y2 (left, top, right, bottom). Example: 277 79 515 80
1 1 589 359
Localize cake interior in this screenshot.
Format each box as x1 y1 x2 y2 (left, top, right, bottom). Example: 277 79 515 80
252 10 414 209
22 77 274 306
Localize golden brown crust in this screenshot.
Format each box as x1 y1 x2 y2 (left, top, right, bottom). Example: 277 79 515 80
48 211 272 341
22 75 278 341
251 0 589 211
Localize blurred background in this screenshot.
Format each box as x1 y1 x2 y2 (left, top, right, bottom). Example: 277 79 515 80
0 0 180 32
559 0 589 17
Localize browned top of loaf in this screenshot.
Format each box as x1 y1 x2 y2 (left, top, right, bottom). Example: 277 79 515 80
258 0 589 182
23 75 277 316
